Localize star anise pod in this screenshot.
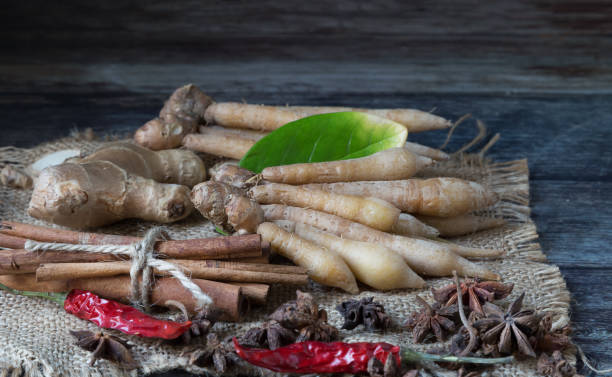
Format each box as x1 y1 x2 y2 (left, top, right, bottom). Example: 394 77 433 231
537 351 583 377
296 308 339 342
432 278 514 315
337 297 391 331
404 296 458 343
70 330 137 369
472 293 539 357
165 301 219 344
532 314 571 353
189 333 239 374
367 353 403 377
269 290 318 329
238 320 297 350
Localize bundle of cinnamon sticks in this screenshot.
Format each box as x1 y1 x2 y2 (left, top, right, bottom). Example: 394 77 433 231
0 221 309 321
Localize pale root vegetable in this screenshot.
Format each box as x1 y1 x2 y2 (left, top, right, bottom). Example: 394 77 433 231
77 142 206 188
417 214 506 237
276 221 425 290
249 183 401 232
391 213 440 237
134 84 213 150
1 165 32 189
210 162 257 190
28 161 193 228
404 141 450 161
262 204 500 280
191 181 263 233
183 128 256 160
261 148 432 185
304 177 499 217
199 125 267 141
256 222 358 293
204 103 451 132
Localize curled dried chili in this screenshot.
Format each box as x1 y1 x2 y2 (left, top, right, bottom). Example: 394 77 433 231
0 283 191 339
233 338 514 374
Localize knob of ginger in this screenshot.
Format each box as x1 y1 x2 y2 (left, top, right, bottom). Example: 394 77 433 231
28 161 193 228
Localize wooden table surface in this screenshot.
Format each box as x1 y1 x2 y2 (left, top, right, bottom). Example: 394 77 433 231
1 1 611 375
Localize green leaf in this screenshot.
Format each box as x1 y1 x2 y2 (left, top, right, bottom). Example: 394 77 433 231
239 112 408 173
215 226 229 236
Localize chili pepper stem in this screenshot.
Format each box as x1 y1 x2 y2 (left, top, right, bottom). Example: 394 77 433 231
401 348 514 365
0 282 67 306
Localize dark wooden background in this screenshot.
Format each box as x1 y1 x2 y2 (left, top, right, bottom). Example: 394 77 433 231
1 1 611 375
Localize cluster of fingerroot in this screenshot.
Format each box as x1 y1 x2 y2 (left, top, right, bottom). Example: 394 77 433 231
404 277 576 377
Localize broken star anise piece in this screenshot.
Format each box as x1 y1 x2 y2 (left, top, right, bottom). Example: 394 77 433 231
537 351 583 377
533 314 571 353
269 290 318 329
238 320 296 350
189 333 239 374
296 309 339 342
432 278 514 315
70 330 137 369
472 293 539 357
165 302 219 345
404 296 458 343
337 297 391 331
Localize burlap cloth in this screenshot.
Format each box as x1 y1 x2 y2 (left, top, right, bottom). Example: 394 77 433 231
0 135 572 377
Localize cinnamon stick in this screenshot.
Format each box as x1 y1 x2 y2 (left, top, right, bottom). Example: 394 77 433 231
230 283 269 305
0 233 27 249
0 249 121 274
37 260 309 285
0 221 262 260
0 273 68 293
68 276 247 321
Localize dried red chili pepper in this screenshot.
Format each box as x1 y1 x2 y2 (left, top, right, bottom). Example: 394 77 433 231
233 338 515 374
0 283 191 340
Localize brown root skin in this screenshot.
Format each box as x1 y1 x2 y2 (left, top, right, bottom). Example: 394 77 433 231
134 84 213 150
418 214 506 237
28 161 193 228
304 178 499 217
226 196 264 234
261 148 432 185
1 165 33 189
78 142 206 188
190 181 261 233
210 162 256 190
204 102 451 132
182 130 255 160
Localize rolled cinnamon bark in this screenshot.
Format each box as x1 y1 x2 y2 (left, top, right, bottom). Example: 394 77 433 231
0 273 68 292
0 233 27 249
37 260 309 285
0 221 262 260
0 249 121 274
68 276 247 321
230 283 269 305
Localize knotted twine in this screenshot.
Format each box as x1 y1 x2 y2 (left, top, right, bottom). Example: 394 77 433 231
23 227 213 311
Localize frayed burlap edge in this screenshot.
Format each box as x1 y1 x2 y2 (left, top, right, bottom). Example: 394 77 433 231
0 138 572 377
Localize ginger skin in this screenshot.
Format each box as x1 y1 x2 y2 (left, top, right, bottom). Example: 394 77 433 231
28 161 193 228
209 162 256 190
134 84 213 150
78 142 206 188
191 181 263 234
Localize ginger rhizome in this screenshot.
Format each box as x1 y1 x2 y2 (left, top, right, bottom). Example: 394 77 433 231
134 84 213 150
78 142 206 188
28 161 193 228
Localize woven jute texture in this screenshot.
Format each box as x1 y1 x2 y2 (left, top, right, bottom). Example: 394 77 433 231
0 136 572 377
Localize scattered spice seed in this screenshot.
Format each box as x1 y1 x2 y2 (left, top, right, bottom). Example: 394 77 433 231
432 278 514 315
404 296 458 343
70 330 137 369
337 297 390 331
472 293 539 357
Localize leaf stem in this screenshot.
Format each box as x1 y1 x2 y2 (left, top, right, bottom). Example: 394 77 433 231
0 282 67 306
401 348 514 365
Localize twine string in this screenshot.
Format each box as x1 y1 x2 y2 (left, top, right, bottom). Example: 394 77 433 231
24 227 213 311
